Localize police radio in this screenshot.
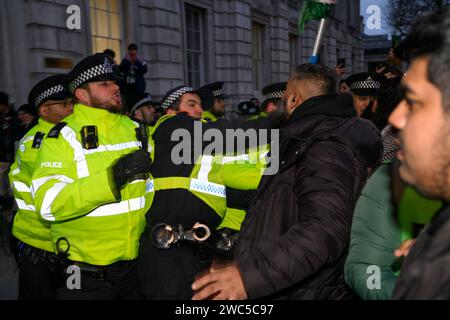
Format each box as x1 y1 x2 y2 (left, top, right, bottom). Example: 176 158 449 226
81 126 99 150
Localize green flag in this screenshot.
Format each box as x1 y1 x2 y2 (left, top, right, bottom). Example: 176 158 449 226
298 0 332 33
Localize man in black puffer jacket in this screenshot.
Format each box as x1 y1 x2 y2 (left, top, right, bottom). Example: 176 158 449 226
192 64 382 300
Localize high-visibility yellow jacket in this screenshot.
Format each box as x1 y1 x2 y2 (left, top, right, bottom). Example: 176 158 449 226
31 104 154 266
249 111 268 121
201 110 218 122
218 145 270 231
9 118 55 252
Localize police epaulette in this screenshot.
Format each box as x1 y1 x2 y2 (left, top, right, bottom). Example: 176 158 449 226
48 122 67 138
32 132 45 149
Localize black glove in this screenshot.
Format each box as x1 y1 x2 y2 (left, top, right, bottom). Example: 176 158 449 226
111 149 152 192
205 228 239 259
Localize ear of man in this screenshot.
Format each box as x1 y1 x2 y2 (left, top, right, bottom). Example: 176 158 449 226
38 105 47 119
287 80 305 111
74 86 90 105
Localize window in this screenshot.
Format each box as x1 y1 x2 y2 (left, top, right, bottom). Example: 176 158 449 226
89 0 123 61
185 5 206 89
89 0 122 59
289 34 299 72
252 22 264 92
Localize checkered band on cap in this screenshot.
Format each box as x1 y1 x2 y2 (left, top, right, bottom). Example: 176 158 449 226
213 88 224 97
34 85 65 107
265 90 285 100
131 96 153 114
350 77 381 91
161 86 194 109
68 58 114 93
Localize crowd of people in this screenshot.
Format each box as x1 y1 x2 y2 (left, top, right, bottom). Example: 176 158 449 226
0 6 449 300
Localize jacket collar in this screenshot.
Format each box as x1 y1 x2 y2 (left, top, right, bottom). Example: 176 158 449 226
37 118 56 132
288 93 356 124
427 204 450 236
73 103 120 122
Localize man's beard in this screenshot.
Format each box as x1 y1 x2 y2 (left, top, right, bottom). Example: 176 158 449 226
274 100 290 126
90 95 123 114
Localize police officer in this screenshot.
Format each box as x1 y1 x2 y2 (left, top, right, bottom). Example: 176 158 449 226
346 72 385 116
127 91 158 126
138 85 271 299
237 100 258 118
199 81 229 122
249 82 286 120
31 53 153 299
9 74 73 300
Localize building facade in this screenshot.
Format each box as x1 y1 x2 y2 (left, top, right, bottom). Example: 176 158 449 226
362 34 392 72
0 0 364 109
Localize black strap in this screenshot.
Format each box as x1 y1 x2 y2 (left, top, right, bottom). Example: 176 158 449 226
32 132 45 149
135 122 149 151
47 122 67 138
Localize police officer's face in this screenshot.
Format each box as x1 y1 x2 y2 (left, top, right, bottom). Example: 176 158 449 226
389 57 450 200
352 94 374 116
83 81 122 112
212 98 227 116
39 98 74 124
17 111 35 125
135 105 156 124
179 93 203 119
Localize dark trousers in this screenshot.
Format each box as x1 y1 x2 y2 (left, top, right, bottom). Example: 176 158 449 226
14 240 57 300
56 259 143 300
137 236 210 300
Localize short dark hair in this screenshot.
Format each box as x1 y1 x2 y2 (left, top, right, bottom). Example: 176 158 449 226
128 43 138 51
103 49 116 58
72 83 89 104
18 103 37 117
291 63 336 95
397 6 450 110
362 77 403 130
169 97 182 111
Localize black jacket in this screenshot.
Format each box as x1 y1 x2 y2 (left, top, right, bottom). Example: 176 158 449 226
119 58 148 93
393 204 450 299
234 93 382 300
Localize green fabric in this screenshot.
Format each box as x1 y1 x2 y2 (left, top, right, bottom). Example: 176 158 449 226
398 186 441 241
298 0 331 33
31 104 154 265
345 164 440 299
345 165 400 300
9 119 55 252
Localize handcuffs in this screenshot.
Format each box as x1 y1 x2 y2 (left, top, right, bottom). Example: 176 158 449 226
151 222 211 249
